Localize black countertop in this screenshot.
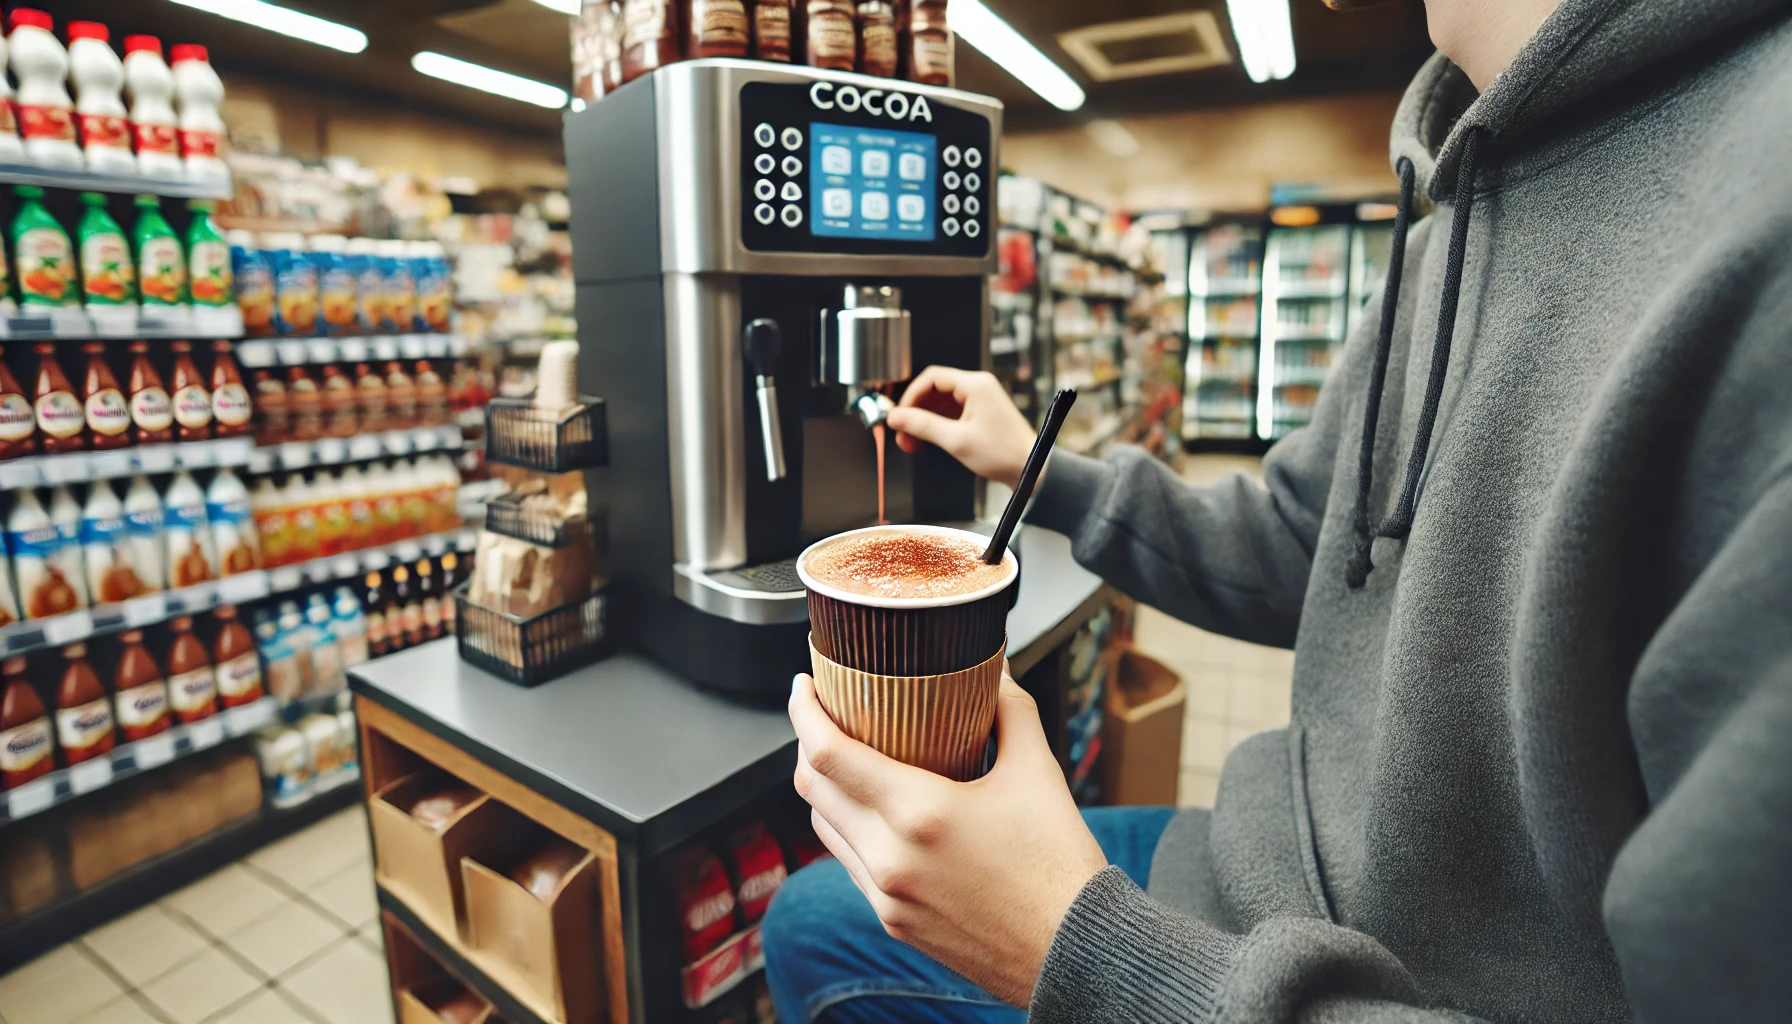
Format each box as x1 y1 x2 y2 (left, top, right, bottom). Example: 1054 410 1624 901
349 526 1102 854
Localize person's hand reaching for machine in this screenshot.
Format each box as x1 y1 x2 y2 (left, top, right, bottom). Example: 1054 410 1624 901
788 670 1109 1007
886 366 1038 488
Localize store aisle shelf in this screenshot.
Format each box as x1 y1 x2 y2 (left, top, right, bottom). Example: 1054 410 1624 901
235 333 469 369
248 425 466 473
0 697 278 825
266 528 477 595
379 889 554 1024
0 436 255 489
0 573 270 657
0 162 232 199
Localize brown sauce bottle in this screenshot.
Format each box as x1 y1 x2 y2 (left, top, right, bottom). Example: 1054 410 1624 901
209 341 252 439
320 365 358 438
33 343 87 454
903 0 951 85
621 0 682 83
169 341 214 442
690 0 749 56
212 606 264 708
1 656 54 789
384 361 417 430
856 1 897 77
113 630 170 742
56 644 116 765
0 346 39 460
751 0 793 61
82 343 132 451
251 369 289 446
166 616 218 723
127 341 174 446
285 366 322 441
806 0 857 70
355 362 388 433
414 360 447 428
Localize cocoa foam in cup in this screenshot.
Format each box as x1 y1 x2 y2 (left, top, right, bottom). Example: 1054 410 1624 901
798 524 1016 677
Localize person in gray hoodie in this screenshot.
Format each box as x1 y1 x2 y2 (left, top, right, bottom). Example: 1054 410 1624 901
762 0 1792 1019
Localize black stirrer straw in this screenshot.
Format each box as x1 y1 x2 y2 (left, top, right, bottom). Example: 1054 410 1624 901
982 388 1077 565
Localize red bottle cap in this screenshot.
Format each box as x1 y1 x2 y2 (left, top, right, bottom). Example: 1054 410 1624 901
170 43 209 64
8 9 52 33
66 20 108 43
123 34 163 57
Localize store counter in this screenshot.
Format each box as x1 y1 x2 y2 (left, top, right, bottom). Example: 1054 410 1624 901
349 526 1105 1024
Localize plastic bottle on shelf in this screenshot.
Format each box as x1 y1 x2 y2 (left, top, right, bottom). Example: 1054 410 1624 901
7 9 81 169
0 531 18 627
438 546 461 635
354 362 388 433
208 340 251 438
56 643 115 764
212 605 263 708
320 364 357 438
312 469 348 557
32 343 85 453
121 35 181 178
339 463 375 551
0 346 40 460
253 608 301 705
361 557 389 658
187 202 238 335
48 484 92 606
0 656 54 789
306 592 344 696
284 365 322 441
81 478 147 604
388 560 418 651
165 615 217 723
8 489 80 619
206 466 260 576
0 30 24 163
250 368 288 446
229 230 274 337
276 599 315 696
265 232 317 337
415 554 443 641
133 195 189 327
412 240 452 333
282 473 320 564
332 585 369 668
384 360 417 430
377 239 415 334
370 462 403 545
82 342 131 451
126 341 173 446
169 44 227 185
112 630 169 742
76 192 138 317
396 459 430 539
415 360 448 427
67 21 134 174
250 475 290 568
163 469 216 588
169 340 212 442
310 234 355 336
122 475 166 591
345 238 383 334
11 186 78 309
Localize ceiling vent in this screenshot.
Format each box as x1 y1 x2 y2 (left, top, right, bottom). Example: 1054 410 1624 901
1057 11 1233 81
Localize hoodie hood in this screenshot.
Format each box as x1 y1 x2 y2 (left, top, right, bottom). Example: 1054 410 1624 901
1393 0 1790 199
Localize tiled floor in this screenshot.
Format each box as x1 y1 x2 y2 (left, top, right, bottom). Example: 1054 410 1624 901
0 808 388 1024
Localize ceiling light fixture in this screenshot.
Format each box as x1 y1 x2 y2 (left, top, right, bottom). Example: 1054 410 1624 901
529 0 582 13
411 51 570 109
951 0 1086 111
167 0 367 53
1224 0 1296 83
1086 119 1141 158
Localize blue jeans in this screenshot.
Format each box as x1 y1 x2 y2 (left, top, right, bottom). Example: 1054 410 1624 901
762 807 1176 1023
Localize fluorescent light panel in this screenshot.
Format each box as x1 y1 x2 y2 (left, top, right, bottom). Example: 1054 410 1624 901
411 52 570 109
951 0 1085 111
167 0 368 53
1225 0 1295 83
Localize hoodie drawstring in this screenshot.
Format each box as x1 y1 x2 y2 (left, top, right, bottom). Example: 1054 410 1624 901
1346 126 1486 589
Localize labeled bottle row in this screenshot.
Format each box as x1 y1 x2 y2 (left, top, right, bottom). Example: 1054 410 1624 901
0 606 263 791
252 456 462 568
3 13 226 182
251 358 473 446
0 469 259 624
235 233 452 338
0 337 248 457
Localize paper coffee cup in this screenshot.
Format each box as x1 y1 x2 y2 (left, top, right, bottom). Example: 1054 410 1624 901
798 524 1017 676
809 635 1005 782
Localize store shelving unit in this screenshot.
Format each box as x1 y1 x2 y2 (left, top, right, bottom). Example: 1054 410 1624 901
0 163 232 201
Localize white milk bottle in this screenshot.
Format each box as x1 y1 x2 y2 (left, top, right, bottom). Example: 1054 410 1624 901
48 485 92 611
206 466 261 576
67 21 134 174
170 44 227 185
121 35 180 178
163 469 217 588
8 490 81 619
81 478 145 605
123 475 166 592
0 26 24 162
7 9 82 169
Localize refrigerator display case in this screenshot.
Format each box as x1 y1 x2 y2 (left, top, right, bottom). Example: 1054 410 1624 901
1258 208 1352 440
1345 202 1399 337
1182 221 1265 445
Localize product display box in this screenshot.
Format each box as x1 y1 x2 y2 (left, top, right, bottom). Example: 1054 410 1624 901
370 772 512 939
1100 648 1187 807
461 833 602 1024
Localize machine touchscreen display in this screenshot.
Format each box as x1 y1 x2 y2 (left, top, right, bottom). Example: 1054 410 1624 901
809 123 937 242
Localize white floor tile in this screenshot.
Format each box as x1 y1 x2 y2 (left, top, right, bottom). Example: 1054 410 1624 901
1183 717 1227 773
136 948 262 1024
79 904 209 987
0 945 124 1024
69 995 162 1024
212 988 316 1024
161 866 289 940
307 862 378 931
280 939 393 1024
1181 665 1231 721
1230 672 1293 729
228 901 345 980
1179 769 1220 808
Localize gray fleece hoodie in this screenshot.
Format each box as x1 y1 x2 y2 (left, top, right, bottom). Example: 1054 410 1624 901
1022 0 1792 1020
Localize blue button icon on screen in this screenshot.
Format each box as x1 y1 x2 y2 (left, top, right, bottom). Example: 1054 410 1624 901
810 122 936 242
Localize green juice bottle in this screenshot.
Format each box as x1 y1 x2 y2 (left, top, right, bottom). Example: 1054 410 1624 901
133 195 189 313
11 186 78 308
77 192 138 309
185 201 233 310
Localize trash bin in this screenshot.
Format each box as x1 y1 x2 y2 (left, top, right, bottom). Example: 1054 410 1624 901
1101 647 1187 806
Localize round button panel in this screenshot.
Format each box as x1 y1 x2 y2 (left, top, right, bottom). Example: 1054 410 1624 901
754 123 776 148
964 172 981 193
754 203 776 225
964 148 983 169
942 170 961 191
754 153 775 175
754 179 776 201
943 195 960 215
942 217 960 237
781 181 803 201
781 155 802 177
964 219 981 238
781 127 804 150
943 145 961 168
781 204 804 227
964 195 981 216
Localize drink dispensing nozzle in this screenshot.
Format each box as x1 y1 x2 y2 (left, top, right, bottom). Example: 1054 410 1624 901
743 318 788 482
822 284 911 430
